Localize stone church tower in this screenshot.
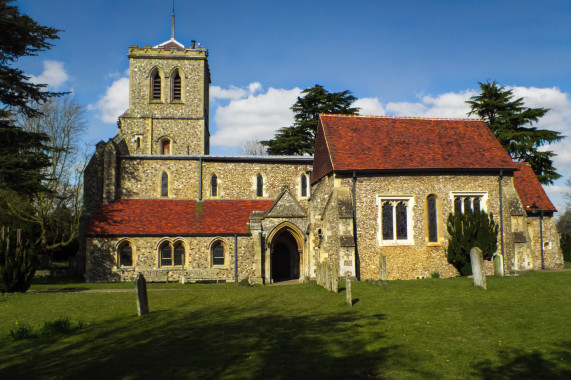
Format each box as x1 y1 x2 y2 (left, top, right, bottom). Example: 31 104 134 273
119 38 211 156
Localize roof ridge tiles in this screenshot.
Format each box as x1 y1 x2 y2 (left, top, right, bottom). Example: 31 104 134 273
321 114 484 122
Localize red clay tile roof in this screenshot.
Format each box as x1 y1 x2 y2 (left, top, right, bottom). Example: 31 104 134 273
313 115 518 182
513 162 556 212
86 199 274 236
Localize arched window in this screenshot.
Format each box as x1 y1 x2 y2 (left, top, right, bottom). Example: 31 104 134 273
119 242 133 267
212 242 225 266
173 242 185 266
172 70 182 101
160 139 171 155
427 195 438 243
160 243 172 266
151 70 161 100
301 174 308 197
161 172 168 197
211 174 218 197
159 241 185 267
256 173 263 197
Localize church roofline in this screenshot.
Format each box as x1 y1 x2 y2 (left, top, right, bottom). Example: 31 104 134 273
121 155 314 163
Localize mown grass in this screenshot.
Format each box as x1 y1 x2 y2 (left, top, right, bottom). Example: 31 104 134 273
1 272 570 379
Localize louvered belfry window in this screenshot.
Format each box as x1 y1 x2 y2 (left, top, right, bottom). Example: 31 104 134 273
172 70 181 100
151 71 161 100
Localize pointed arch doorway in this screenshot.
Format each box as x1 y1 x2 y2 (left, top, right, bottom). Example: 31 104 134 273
267 222 304 283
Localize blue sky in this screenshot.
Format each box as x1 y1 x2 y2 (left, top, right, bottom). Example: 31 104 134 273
15 0 571 210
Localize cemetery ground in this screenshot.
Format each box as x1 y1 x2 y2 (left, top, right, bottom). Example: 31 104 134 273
1 272 570 379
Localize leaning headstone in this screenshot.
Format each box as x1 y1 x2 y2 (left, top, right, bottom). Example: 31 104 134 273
379 253 388 281
135 273 149 316
470 247 487 290
345 272 352 307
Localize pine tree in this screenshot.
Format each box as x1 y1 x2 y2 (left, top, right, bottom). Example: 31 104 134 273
0 0 62 195
262 85 359 155
446 211 499 276
466 81 564 184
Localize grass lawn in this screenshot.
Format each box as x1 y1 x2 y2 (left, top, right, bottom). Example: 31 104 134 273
1 272 570 379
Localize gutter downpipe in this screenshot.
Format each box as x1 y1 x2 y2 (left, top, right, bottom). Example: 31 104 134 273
234 234 238 282
499 170 505 276
198 156 203 201
540 211 545 269
352 171 360 280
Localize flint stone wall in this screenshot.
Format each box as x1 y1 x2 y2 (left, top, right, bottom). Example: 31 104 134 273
337 173 516 280
119 157 312 204
86 235 256 282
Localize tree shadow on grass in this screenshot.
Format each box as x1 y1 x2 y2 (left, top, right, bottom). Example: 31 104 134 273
1 304 394 379
473 342 571 379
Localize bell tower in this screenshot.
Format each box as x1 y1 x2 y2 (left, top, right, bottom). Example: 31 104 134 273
118 23 211 156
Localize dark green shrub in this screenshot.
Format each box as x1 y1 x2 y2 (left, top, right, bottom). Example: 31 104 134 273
446 211 499 276
0 233 38 293
238 278 251 287
431 272 441 279
560 233 571 262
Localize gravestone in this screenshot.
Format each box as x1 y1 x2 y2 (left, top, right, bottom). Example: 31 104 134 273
345 272 352 307
332 260 339 293
379 253 387 281
135 273 149 316
470 247 487 290
493 254 503 276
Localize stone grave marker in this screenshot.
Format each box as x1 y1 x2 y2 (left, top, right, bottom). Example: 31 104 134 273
493 254 503 276
135 273 149 316
470 247 487 290
332 260 339 293
379 253 388 281
345 272 352 307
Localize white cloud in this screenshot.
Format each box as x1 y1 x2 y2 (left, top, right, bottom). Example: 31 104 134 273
211 84 302 147
353 97 385 116
29 60 69 89
90 77 129 123
210 85 247 101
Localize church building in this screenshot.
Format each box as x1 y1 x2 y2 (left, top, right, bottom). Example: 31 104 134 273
82 35 564 283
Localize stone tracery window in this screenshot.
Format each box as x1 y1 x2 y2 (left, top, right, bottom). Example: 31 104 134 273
453 194 484 214
378 196 414 245
159 241 185 267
